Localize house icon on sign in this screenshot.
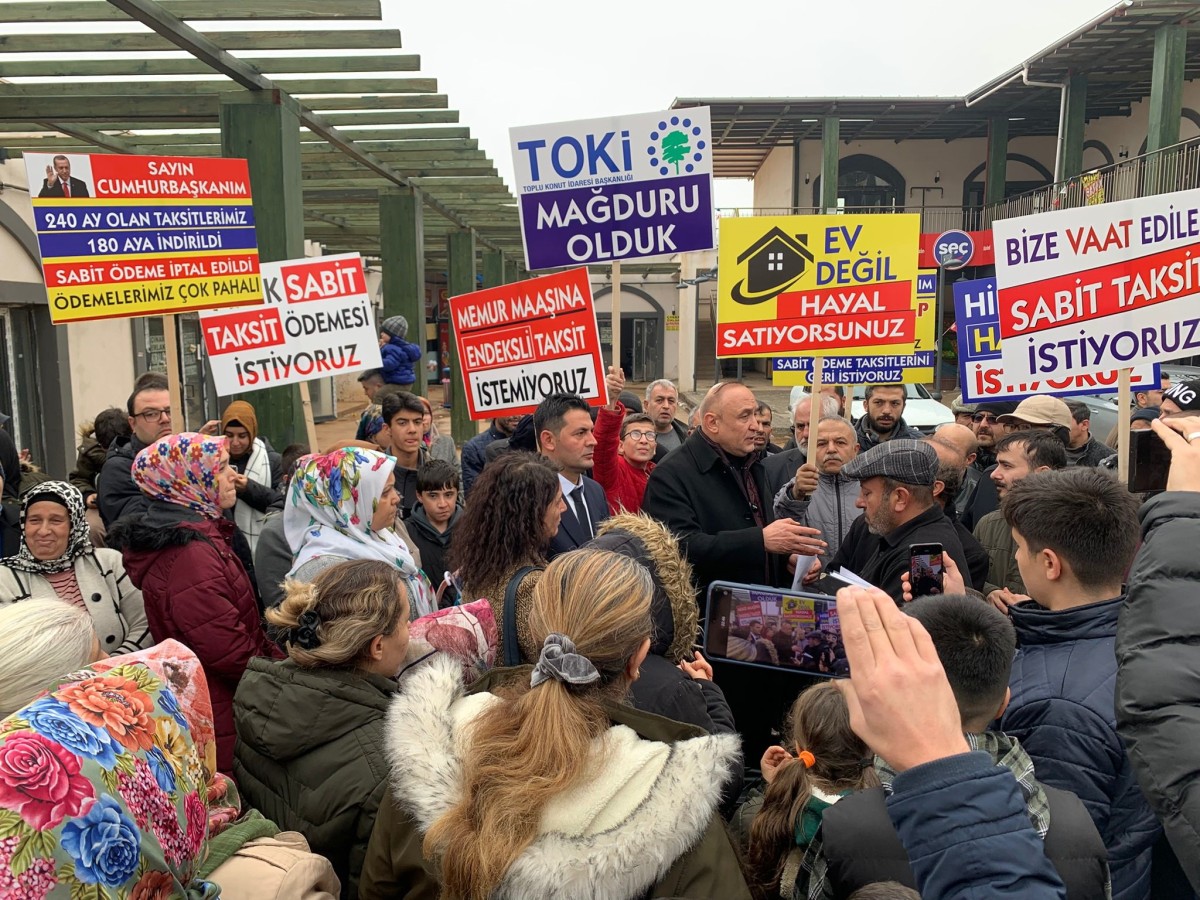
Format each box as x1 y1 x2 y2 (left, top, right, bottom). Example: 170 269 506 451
732 227 814 303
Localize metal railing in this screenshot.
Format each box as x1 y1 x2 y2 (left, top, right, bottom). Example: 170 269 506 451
984 136 1200 223
716 205 986 233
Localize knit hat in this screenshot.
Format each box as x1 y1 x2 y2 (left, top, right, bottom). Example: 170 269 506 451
1163 379 1200 412
842 439 938 487
1131 407 1162 425
380 315 408 340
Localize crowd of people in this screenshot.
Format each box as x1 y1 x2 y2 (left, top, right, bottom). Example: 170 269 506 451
2 361 1200 899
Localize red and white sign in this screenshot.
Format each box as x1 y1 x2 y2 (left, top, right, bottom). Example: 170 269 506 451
996 188 1200 379
449 267 606 419
198 253 382 394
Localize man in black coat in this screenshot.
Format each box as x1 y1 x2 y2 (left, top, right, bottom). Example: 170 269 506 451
643 382 825 595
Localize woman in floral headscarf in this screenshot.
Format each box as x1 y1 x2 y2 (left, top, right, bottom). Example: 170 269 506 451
107 434 280 774
0 481 150 654
284 447 435 618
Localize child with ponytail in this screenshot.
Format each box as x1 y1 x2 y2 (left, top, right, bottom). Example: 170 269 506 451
735 683 878 900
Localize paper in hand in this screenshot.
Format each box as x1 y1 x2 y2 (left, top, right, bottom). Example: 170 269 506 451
791 554 818 591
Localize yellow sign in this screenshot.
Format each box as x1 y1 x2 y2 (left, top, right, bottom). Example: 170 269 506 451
665 314 679 332
716 214 922 358
772 268 938 386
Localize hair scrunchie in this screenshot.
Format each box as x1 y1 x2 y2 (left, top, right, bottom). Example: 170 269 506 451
530 633 601 689
293 609 322 650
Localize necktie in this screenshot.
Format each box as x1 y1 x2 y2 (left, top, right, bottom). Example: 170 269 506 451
570 486 592 539
62 181 70 198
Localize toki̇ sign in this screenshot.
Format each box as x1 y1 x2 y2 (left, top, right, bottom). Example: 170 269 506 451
510 108 715 269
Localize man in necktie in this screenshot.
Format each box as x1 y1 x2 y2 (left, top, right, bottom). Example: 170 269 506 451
534 393 608 560
38 155 90 199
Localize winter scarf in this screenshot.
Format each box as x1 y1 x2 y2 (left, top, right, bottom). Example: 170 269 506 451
4 481 91 575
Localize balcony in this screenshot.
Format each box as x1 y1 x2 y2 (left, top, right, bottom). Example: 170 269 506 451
984 136 1200 223
716 205 987 233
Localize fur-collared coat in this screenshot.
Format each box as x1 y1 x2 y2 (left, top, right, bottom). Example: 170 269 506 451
358 658 752 900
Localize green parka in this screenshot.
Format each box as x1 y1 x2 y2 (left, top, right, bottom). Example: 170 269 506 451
233 657 398 900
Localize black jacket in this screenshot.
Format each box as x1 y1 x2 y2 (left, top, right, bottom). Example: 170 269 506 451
762 446 806 501
547 474 607 559
461 422 506 495
828 503 970 604
854 416 923 453
643 433 786 594
407 505 459 602
38 176 89 198
947 501 990 592
229 444 284 514
823 782 1109 899
1117 491 1200 894
391 447 428 521
96 434 150 526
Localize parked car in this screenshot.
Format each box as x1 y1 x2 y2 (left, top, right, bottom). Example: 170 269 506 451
789 383 953 434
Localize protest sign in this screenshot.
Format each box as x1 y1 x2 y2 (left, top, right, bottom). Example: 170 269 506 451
772 269 938 385
449 267 606 419
509 108 715 270
198 254 382 394
954 275 1158 402
716 213 922 358
25 152 260 323
995 187 1200 380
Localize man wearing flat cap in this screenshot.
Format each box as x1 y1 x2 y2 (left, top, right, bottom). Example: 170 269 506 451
822 438 970 604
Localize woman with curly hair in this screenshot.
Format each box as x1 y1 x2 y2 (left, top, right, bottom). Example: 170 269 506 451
107 433 281 773
360 549 751 900
284 446 435 619
448 452 564 660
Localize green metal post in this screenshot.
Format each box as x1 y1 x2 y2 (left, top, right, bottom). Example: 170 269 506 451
219 92 306 447
482 249 505 289
1147 23 1187 154
820 117 840 212
503 258 520 285
984 117 1009 206
380 187 427 395
446 229 477 444
1061 75 1088 180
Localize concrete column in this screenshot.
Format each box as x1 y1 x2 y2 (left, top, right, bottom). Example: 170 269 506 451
503 258 520 285
379 187 426 395
219 92 306 447
1061 74 1088 180
446 229 476 444
482 249 505 289
820 117 840 212
984 117 1009 206
1147 23 1187 154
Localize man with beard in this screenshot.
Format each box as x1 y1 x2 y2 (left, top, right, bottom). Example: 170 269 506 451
933 423 984 529
926 435 990 591
855 385 922 453
969 401 1018 472
826 439 969 604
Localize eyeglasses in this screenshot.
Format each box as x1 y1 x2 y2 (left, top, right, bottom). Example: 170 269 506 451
623 429 657 441
134 407 172 423
972 413 999 424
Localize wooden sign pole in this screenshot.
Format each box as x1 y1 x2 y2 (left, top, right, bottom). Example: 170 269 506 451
808 357 825 461
297 382 319 452
1117 367 1132 483
611 260 622 382
161 315 183 433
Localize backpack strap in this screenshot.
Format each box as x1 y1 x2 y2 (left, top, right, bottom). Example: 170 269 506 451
503 565 540 667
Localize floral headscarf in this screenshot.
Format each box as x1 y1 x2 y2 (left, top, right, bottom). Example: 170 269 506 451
285 447 435 616
5 481 92 576
0 640 220 899
132 433 227 519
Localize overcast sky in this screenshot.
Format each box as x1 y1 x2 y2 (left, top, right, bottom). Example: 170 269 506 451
380 0 1119 208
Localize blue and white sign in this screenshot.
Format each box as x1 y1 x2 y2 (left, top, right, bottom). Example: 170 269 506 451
510 108 715 270
953 276 1159 403
934 230 974 270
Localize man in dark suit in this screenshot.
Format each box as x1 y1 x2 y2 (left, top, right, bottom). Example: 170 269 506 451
534 393 608 559
38 155 90 198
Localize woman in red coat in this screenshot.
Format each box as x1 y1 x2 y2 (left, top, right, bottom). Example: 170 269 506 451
107 431 280 773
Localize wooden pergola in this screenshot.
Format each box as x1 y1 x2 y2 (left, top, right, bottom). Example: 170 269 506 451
0 0 524 266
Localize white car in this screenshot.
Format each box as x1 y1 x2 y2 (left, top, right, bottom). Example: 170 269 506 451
790 383 953 435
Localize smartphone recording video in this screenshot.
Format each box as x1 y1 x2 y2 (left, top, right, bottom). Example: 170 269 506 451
704 581 845 678
1128 428 1172 493
909 543 944 596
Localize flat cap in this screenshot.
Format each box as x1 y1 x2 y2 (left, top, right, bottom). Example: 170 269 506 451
841 438 938 487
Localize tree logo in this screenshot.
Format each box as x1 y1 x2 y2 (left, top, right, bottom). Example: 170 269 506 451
648 116 706 177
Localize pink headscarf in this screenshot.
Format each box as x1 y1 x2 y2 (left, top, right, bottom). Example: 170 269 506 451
133 432 227 519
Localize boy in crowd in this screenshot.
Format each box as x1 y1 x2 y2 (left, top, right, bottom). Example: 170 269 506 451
999 467 1160 900
381 391 429 520
409 459 462 605
822 592 1109 897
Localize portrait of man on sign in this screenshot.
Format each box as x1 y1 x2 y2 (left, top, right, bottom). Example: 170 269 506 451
38 154 90 199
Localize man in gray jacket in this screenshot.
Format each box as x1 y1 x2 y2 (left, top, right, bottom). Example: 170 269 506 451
773 416 861 561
